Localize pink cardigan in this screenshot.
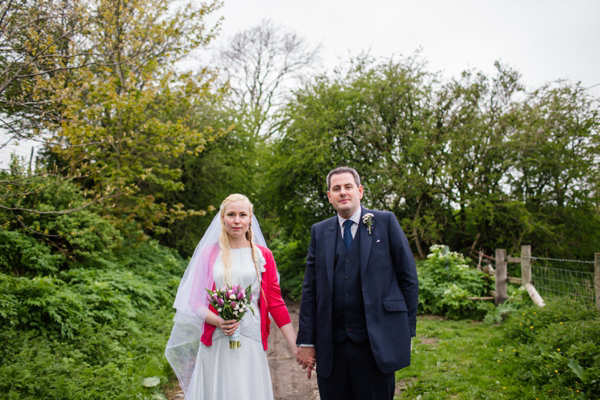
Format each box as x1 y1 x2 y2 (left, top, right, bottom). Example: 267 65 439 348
200 245 292 350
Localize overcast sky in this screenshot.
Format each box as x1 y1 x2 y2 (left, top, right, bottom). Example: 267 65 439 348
208 0 600 93
2 0 599 167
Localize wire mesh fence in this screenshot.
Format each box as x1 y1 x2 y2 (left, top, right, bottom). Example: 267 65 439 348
530 257 596 305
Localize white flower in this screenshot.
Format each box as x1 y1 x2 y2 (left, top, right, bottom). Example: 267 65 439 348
218 308 222 312
229 294 236 300
233 311 238 316
362 213 374 234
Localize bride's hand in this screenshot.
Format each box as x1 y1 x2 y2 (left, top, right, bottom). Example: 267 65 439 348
218 319 240 336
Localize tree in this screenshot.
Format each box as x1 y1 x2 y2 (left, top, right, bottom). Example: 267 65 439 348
1 0 225 235
266 55 600 264
435 62 526 254
152 100 262 256
506 81 600 257
264 55 448 258
0 0 91 138
215 19 320 136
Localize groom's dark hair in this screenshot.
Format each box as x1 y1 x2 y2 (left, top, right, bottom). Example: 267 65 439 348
326 166 361 190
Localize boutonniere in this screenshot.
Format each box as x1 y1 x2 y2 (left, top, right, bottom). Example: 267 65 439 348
362 213 374 235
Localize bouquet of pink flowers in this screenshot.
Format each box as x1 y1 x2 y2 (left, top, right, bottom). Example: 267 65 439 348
206 284 255 349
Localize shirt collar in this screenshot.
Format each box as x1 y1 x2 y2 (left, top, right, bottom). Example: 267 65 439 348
337 206 362 229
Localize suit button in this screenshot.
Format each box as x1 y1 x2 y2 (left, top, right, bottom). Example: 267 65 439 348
345 293 349 298
328 317 331 321
345 276 349 280
346 259 350 263
329 296 332 301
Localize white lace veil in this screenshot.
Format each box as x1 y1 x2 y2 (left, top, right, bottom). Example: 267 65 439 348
164 209 266 396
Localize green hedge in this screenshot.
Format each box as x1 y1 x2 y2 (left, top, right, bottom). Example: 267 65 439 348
0 175 187 398
498 299 600 398
0 239 185 399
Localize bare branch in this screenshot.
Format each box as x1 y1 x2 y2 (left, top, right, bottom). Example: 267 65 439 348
0 193 117 215
216 19 321 136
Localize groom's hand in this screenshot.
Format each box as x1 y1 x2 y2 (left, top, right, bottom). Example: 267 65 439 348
296 347 316 379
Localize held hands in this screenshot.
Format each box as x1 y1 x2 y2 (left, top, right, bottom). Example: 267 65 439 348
295 347 316 379
218 318 240 336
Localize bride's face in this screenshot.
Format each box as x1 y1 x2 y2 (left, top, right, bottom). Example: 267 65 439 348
223 200 251 240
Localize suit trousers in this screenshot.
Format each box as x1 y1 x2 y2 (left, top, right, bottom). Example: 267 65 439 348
316 338 395 400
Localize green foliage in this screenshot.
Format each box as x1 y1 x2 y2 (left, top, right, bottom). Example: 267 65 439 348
0 309 174 399
0 238 187 399
155 126 261 257
1 174 123 270
483 285 532 325
263 54 600 261
264 54 442 244
417 245 494 319
0 230 65 275
2 0 225 233
499 299 600 398
270 237 310 300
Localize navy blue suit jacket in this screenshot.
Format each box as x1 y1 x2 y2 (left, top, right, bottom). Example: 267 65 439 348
297 207 418 377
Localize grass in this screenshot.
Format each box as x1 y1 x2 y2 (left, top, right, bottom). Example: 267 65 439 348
395 315 554 399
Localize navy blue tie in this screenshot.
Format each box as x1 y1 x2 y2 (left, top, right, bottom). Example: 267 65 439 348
343 220 353 250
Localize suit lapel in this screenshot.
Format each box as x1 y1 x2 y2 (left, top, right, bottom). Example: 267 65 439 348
325 216 337 294
359 207 373 280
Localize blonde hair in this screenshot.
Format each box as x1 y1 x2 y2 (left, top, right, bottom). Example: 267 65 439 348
218 194 262 287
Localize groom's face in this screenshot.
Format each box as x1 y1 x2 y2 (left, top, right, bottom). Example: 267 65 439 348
327 172 363 218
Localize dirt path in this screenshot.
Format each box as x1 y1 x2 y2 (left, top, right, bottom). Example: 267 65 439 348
267 300 320 400
165 300 320 400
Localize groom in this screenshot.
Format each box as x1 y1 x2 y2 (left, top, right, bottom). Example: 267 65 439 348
296 167 418 400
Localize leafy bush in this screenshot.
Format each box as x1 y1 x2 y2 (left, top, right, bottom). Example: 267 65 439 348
0 239 187 399
0 310 173 399
0 230 65 275
417 245 495 319
499 299 600 398
0 177 123 271
483 285 533 325
271 237 310 301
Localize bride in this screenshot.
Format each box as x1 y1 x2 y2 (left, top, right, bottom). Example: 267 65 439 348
165 194 298 399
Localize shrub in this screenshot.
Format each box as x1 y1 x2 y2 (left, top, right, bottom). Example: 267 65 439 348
499 299 600 398
483 285 532 325
0 239 187 399
0 230 65 276
271 237 310 301
0 176 123 270
417 244 494 319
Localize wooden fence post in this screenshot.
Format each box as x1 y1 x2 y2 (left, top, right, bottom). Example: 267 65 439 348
495 249 508 305
521 245 532 285
595 253 599 311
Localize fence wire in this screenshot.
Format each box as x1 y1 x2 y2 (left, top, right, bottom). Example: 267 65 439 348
531 259 596 305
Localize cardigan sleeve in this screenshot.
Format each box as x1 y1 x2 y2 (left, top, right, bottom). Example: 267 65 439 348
261 247 291 328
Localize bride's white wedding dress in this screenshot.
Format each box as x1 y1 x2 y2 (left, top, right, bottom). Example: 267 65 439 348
192 248 274 400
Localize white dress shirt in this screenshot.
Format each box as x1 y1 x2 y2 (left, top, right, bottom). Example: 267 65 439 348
337 206 361 239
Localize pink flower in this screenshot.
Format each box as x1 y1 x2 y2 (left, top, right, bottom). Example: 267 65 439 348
230 301 237 309
237 292 245 300
217 298 224 307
